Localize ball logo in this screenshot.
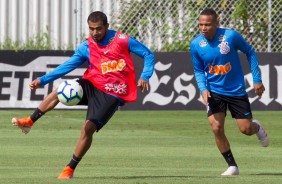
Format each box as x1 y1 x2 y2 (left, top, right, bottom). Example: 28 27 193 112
57 80 83 106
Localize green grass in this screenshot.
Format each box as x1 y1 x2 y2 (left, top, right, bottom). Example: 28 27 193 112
0 110 281 184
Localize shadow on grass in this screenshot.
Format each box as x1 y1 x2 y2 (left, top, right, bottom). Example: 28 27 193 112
250 173 282 176
79 175 226 180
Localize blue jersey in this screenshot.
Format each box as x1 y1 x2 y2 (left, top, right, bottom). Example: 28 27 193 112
39 30 155 86
190 28 262 96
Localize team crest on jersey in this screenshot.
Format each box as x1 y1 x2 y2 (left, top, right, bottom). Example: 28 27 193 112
218 35 226 41
218 41 230 54
118 34 126 39
199 40 207 47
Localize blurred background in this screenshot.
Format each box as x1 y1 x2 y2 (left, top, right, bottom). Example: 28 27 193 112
0 0 281 52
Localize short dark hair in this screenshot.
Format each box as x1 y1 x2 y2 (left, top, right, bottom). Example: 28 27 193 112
87 11 108 25
200 8 218 21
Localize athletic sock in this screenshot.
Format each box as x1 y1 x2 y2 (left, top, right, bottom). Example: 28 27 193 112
67 154 81 170
222 149 238 167
30 108 44 123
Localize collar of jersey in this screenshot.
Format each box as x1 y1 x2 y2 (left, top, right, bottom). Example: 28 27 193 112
98 30 117 46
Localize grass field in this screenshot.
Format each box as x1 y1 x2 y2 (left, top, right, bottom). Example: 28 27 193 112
0 110 281 184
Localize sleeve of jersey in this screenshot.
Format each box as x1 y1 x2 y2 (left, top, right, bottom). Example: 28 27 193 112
128 37 155 81
39 42 88 86
190 42 207 94
234 32 262 83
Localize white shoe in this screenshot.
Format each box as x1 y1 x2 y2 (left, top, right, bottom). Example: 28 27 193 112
253 119 269 147
221 166 239 176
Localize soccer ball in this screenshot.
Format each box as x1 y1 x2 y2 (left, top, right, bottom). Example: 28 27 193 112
57 80 83 106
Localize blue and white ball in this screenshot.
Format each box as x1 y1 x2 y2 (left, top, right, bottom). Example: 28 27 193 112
57 80 83 106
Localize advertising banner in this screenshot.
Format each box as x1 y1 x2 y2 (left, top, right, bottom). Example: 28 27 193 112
0 51 281 110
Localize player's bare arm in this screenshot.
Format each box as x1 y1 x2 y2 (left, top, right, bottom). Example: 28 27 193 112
254 83 265 97
201 90 210 106
29 79 41 90
137 79 150 93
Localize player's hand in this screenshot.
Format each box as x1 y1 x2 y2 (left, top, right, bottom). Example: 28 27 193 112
201 90 211 106
137 79 149 93
29 79 41 90
254 83 265 97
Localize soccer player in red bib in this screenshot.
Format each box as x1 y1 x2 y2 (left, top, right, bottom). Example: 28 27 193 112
190 8 269 176
11 11 155 179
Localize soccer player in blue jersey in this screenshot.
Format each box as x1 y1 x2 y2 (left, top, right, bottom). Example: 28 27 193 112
190 8 269 176
11 11 155 179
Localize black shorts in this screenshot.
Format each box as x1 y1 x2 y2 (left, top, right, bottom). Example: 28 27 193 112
76 79 120 131
207 91 252 119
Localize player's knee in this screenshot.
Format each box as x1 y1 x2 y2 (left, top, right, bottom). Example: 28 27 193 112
239 126 253 135
211 123 224 135
82 120 97 137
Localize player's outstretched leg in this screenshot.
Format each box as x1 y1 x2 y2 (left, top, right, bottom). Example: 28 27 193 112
11 117 34 134
11 90 59 134
253 119 269 147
